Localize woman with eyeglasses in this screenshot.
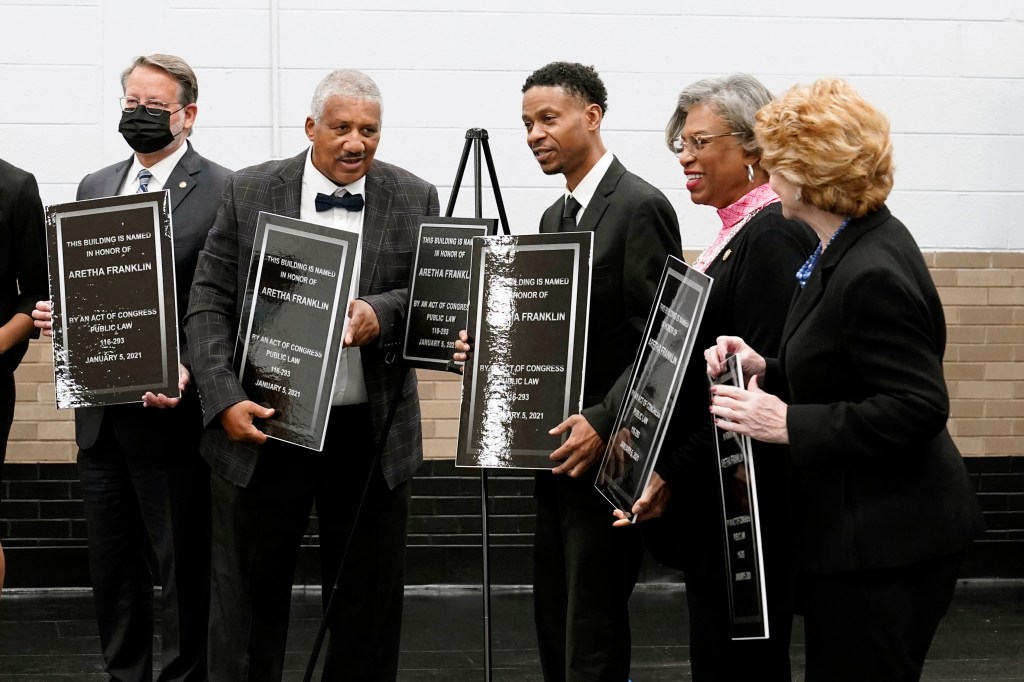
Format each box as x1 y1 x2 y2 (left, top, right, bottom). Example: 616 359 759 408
612 74 814 679
705 79 985 681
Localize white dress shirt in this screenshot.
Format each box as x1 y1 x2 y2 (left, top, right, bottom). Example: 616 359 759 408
299 148 369 406
562 150 614 226
120 141 190 196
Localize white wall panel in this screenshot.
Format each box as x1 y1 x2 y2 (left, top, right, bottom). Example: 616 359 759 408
0 3 1019 249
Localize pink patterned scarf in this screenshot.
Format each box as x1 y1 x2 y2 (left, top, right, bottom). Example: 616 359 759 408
692 183 780 273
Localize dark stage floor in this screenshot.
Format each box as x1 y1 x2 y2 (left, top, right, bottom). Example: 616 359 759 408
0 580 1021 680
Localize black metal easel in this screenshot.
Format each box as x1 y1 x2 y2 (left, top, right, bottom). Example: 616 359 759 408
303 129 510 681
446 128 512 682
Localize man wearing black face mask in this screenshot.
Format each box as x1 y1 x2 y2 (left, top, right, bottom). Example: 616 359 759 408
34 53 229 682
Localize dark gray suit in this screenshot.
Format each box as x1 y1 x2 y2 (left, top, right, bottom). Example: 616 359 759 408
533 157 681 681
75 141 230 682
185 150 439 681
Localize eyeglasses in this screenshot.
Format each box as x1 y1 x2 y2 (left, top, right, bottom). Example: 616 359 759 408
118 97 183 116
670 131 743 156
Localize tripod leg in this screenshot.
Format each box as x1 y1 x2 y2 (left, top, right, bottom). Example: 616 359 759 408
302 371 409 681
481 138 513 235
445 136 475 218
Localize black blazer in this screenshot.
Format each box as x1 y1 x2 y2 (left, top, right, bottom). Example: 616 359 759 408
74 143 232 450
776 205 984 573
537 156 681 505
650 204 815 580
185 151 440 489
0 159 47 377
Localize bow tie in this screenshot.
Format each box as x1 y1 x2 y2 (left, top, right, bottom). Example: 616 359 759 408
315 192 364 212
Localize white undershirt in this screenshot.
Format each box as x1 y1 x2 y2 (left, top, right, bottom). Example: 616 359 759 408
300 148 369 406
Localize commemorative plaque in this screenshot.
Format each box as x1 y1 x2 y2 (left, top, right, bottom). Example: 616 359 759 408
456 232 592 469
712 354 769 640
235 212 359 451
595 256 712 513
403 217 497 370
46 192 178 408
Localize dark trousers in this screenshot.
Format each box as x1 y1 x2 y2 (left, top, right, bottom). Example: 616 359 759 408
799 551 965 682
207 404 410 682
533 479 644 682
78 412 211 682
684 569 793 681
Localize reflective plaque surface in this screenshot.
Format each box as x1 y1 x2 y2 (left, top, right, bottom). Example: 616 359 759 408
596 256 712 512
235 213 358 451
457 232 592 469
46 192 178 408
404 218 495 369
712 354 769 640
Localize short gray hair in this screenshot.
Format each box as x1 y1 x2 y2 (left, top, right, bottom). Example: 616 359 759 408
310 70 383 123
665 74 773 155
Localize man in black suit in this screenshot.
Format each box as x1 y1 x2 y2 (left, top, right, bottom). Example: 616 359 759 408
521 62 682 681
185 69 438 681
0 157 49 595
34 54 229 681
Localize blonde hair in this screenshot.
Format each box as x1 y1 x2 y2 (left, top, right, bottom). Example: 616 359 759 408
754 78 894 218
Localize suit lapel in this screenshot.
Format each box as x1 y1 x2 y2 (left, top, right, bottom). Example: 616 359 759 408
270 151 306 219
360 168 392 295
101 159 134 198
165 143 199 214
779 206 891 348
575 157 624 233
780 270 824 349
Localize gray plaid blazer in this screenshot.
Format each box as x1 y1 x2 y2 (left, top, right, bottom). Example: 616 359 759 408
184 150 439 488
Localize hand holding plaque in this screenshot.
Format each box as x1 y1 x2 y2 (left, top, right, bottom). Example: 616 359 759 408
595 256 713 516
456 232 593 470
234 212 359 451
45 192 180 408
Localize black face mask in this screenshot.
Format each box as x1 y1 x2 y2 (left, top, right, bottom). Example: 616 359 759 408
118 106 180 154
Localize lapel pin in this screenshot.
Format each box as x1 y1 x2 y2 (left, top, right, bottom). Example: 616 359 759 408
722 249 732 261
179 181 187 189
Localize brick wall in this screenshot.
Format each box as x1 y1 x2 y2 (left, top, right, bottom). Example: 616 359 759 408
8 250 1024 463
2 250 1023 586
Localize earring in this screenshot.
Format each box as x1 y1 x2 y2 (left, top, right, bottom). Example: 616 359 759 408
794 188 802 202
746 164 755 183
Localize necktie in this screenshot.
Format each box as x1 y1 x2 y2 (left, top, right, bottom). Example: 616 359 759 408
561 194 581 232
137 169 153 194
315 191 364 212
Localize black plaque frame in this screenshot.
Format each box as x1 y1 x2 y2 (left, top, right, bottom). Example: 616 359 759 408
456 232 592 469
46 192 178 408
235 212 359 451
403 217 497 370
595 256 713 513
712 354 769 640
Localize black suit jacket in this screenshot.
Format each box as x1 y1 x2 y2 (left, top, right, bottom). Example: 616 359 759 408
776 205 984 573
648 204 815 579
537 156 681 504
0 158 47 376
74 142 232 449
185 150 440 489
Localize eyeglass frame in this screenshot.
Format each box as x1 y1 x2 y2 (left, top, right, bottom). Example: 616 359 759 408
670 131 744 156
118 97 185 116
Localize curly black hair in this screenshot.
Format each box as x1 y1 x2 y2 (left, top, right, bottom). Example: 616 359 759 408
522 62 608 114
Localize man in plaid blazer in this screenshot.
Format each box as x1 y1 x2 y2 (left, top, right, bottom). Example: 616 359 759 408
185 69 438 681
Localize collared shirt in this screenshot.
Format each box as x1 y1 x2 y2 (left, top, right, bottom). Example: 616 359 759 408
120 141 190 196
692 183 780 273
300 148 369 406
562 150 614 226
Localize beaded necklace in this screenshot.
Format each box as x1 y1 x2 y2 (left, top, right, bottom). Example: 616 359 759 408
795 217 851 288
